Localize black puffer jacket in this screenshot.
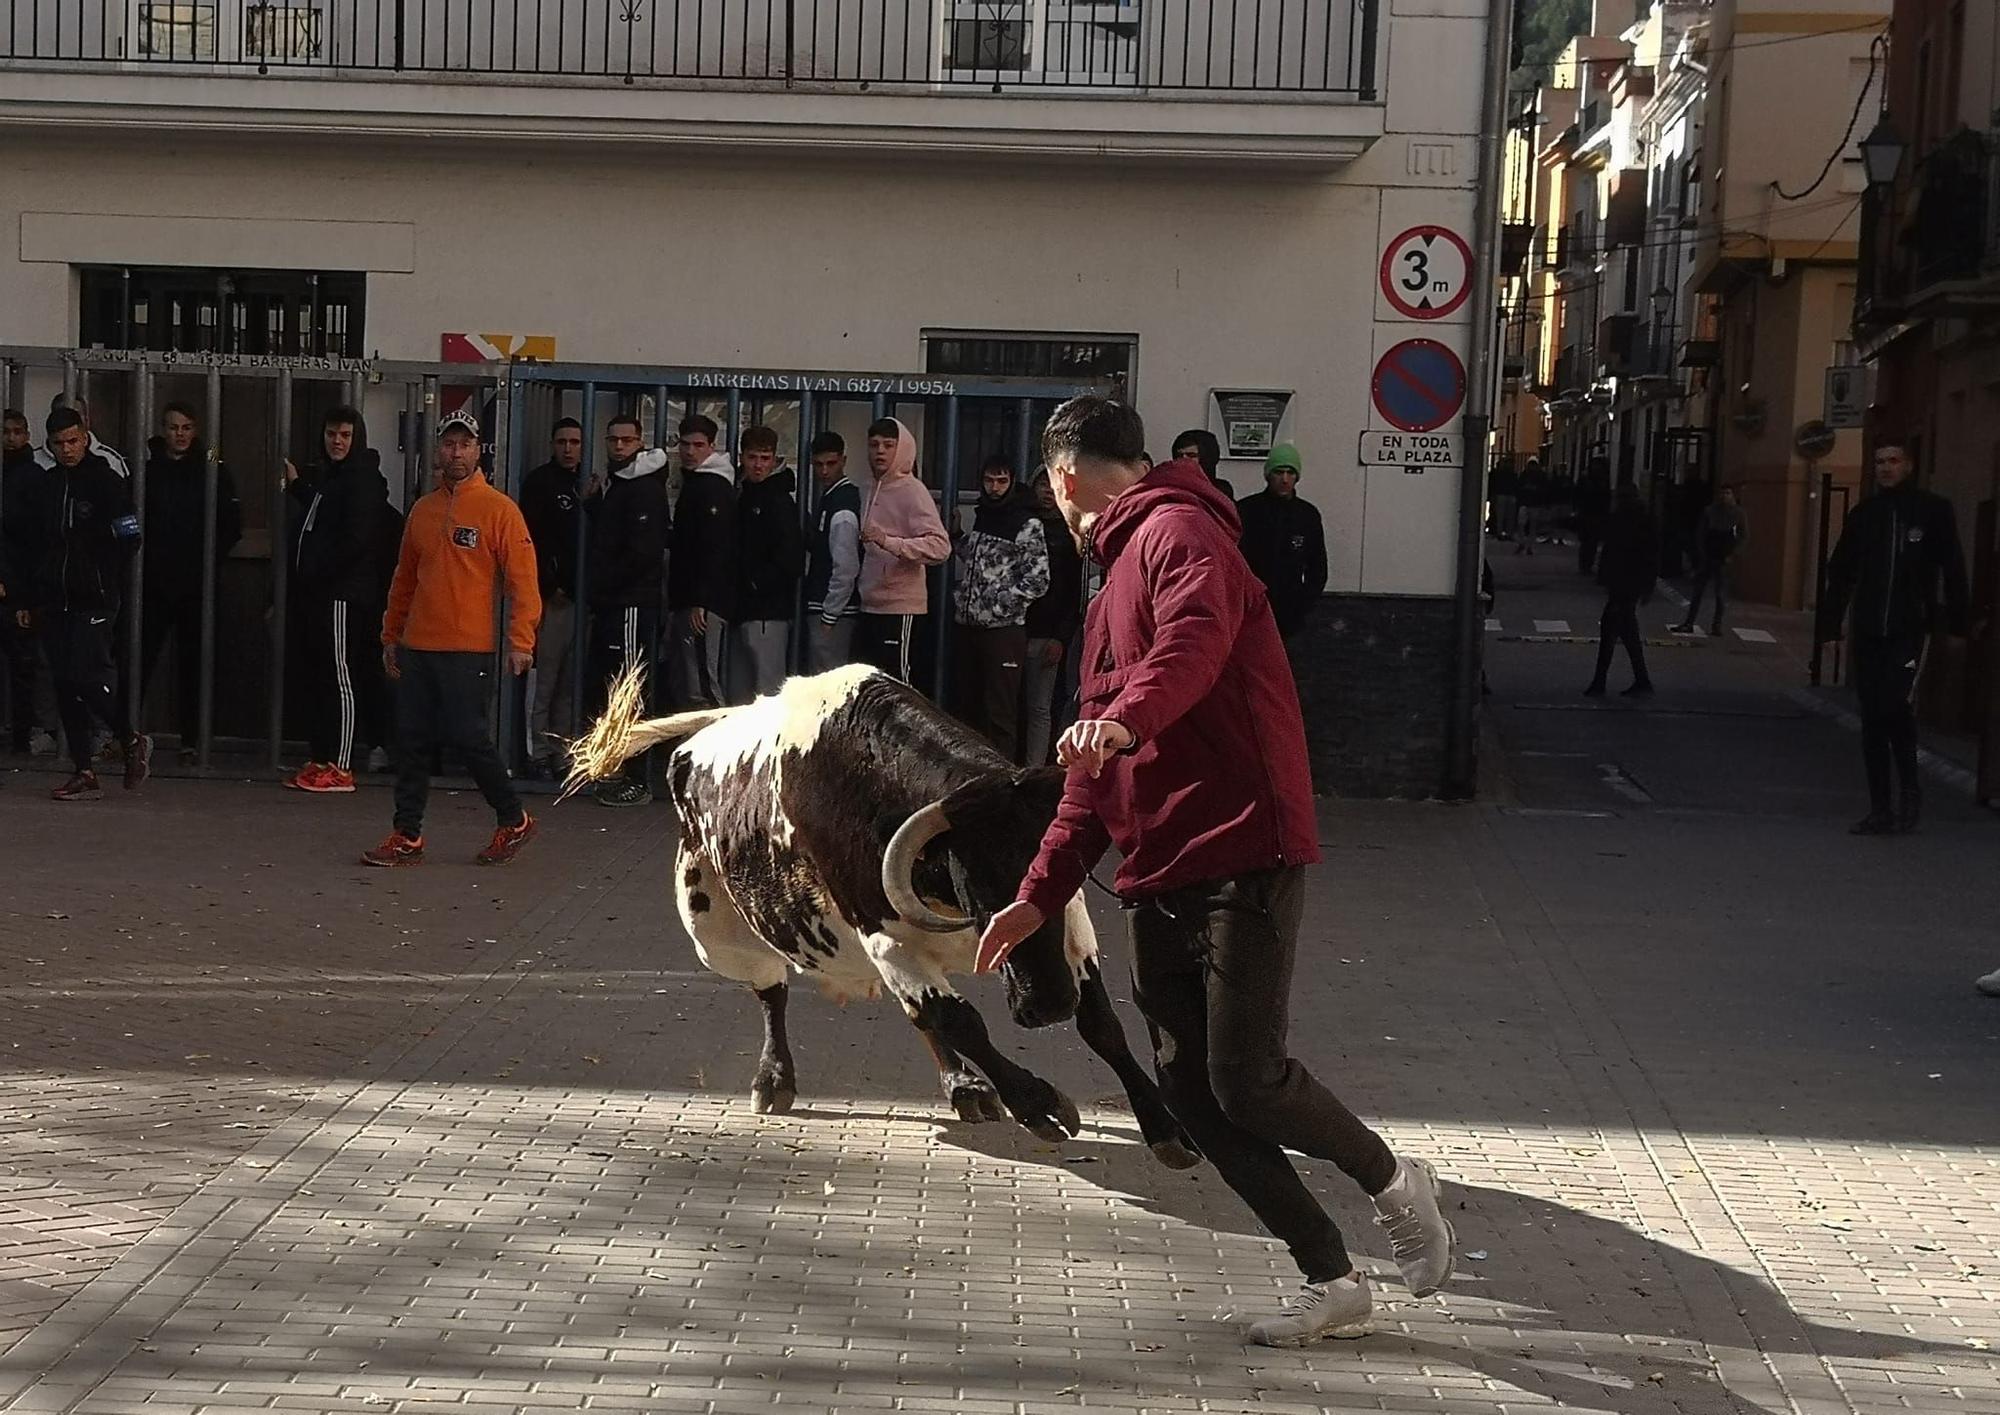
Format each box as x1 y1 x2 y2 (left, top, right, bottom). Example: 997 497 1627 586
288 446 392 603
586 450 671 611
735 467 805 623
1237 490 1328 635
1820 483 1970 640
22 450 140 615
143 437 243 602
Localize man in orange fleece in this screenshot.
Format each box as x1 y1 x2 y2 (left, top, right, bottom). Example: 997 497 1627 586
364 410 542 867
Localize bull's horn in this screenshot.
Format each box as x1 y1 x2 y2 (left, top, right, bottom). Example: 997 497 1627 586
881 803 973 934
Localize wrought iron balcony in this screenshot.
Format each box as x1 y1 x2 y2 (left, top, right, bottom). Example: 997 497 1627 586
0 0 1378 93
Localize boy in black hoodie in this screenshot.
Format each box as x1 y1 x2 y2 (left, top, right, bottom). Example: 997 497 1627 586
22 410 149 800
138 402 243 762
729 425 804 703
283 404 394 792
1 408 49 754
586 414 672 806
666 414 737 711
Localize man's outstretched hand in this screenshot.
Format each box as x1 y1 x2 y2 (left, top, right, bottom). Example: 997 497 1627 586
1057 718 1133 778
976 902 1045 974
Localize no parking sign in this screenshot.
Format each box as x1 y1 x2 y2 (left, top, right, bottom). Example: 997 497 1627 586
1371 339 1465 434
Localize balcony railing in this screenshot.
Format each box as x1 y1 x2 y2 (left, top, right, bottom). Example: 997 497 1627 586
0 0 1377 92
1859 126 2000 323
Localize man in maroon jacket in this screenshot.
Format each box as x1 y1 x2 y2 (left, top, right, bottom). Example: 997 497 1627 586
978 397 1455 1347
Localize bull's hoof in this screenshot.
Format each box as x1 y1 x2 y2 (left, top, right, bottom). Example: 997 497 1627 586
948 1079 999 1124
751 1078 797 1115
1148 1136 1204 1170
1020 1086 1083 1144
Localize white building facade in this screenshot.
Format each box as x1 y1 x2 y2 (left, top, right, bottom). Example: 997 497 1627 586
1 0 1500 794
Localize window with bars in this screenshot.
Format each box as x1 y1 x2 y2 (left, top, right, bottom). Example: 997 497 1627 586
78 267 366 357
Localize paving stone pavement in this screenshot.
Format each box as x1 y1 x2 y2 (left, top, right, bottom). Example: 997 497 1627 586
0 659 1996 1415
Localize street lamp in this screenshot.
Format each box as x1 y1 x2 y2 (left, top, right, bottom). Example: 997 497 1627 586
1858 116 1906 189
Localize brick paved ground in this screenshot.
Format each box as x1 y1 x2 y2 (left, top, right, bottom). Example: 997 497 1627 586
0 559 1995 1413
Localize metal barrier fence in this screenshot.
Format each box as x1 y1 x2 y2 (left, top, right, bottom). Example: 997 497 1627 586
0 0 1376 93
0 347 1103 784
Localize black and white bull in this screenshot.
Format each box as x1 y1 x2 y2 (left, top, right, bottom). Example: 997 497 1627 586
567 662 1199 1168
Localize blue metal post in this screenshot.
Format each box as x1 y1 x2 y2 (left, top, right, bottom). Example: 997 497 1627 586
872 393 888 422
495 371 524 766
726 387 743 456
1013 397 1035 479
794 388 816 673
569 383 597 738
932 395 962 702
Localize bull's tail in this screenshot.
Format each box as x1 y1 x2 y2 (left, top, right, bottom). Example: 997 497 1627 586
561 660 738 800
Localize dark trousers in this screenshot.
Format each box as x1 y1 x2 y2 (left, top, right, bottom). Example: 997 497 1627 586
1853 633 1924 813
139 591 205 746
953 622 1027 762
2 613 42 750
1589 594 1651 689
300 596 389 771
1128 868 1398 1284
1576 526 1601 576
857 612 930 690
392 649 522 837
590 604 661 783
1681 557 1730 631
42 609 133 775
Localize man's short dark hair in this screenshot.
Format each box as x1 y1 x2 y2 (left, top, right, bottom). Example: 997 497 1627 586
1876 440 1912 459
867 418 901 442
1171 428 1221 476
740 424 779 455
2 408 26 427
810 430 845 457
46 408 84 436
679 414 719 442
552 417 582 435
162 401 198 424
979 453 1015 477
1042 396 1145 469
607 414 643 437
324 404 361 431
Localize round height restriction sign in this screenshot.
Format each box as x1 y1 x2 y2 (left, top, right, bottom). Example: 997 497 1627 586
1380 225 1473 320
1371 339 1466 433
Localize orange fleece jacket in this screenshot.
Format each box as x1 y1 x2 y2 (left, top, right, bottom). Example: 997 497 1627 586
381 473 542 657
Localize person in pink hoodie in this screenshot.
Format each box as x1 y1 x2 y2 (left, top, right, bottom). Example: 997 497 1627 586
856 417 949 685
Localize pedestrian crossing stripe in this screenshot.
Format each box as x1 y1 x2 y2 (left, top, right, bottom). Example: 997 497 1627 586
1731 627 1777 643
1533 619 1570 634
1485 618 1502 633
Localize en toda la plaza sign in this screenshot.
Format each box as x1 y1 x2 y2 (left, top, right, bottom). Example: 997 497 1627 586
1359 429 1464 472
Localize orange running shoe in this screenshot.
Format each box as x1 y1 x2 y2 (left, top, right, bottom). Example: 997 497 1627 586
360 831 425 867
475 812 538 865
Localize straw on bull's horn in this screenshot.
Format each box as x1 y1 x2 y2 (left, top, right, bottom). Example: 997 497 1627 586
881 802 973 933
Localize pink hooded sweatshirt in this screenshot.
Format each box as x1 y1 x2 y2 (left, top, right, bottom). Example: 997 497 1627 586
858 419 950 615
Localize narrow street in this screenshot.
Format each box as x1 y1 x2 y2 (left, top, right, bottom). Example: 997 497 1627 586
0 563 1993 1413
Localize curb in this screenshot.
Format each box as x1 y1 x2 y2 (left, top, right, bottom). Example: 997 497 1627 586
1782 685 1984 801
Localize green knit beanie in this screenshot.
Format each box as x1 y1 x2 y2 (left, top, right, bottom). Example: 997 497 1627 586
1265 443 1303 476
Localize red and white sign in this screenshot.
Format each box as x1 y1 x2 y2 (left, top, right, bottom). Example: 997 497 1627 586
1379 225 1473 320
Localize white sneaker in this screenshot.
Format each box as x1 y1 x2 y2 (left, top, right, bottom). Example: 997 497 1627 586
365 746 391 773
1373 1156 1456 1297
1248 1273 1372 1347
29 729 59 757
1977 969 2000 997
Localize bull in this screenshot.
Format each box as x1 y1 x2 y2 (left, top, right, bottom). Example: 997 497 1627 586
566 662 1199 1168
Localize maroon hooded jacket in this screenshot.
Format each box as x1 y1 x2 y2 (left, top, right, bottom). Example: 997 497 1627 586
1017 458 1321 920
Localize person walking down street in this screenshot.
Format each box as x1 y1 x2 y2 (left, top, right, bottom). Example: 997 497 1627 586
856 418 949 686
1673 485 1747 636
803 431 862 673
1514 458 1546 554
730 425 804 703
1574 460 1610 576
1583 482 1659 698
951 455 1049 761
283 405 394 793
366 410 541 868
1488 458 1519 543
1021 469 1082 768
978 398 1455 1349
587 414 672 807
18 409 149 800
138 403 243 763
1171 428 1234 500
1236 444 1328 640
519 418 587 774
665 414 736 712
1 408 51 755
1817 442 1971 836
